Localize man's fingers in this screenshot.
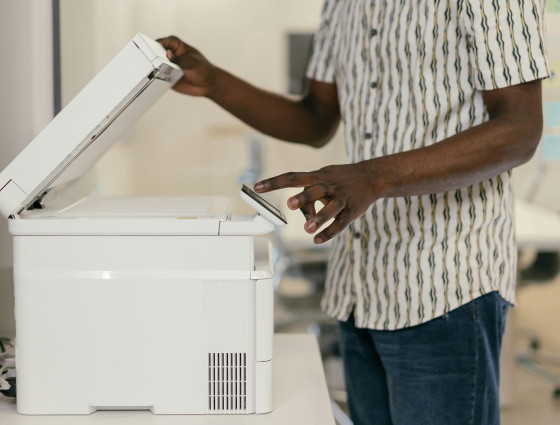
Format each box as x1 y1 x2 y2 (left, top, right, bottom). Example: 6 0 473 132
314 211 352 244
156 35 188 56
254 171 319 193
156 36 180 50
304 199 344 234
297 187 317 219
299 203 317 221
287 184 329 210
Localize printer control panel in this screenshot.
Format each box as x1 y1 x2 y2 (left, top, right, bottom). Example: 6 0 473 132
240 185 287 227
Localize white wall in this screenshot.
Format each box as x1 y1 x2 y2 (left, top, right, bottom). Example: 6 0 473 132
0 0 54 336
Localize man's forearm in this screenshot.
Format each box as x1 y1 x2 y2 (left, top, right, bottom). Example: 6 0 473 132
363 114 541 200
207 68 340 147
157 36 340 147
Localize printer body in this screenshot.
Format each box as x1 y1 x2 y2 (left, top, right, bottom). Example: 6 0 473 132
0 34 278 415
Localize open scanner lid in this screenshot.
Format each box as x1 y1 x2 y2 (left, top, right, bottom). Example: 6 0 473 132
0 33 184 218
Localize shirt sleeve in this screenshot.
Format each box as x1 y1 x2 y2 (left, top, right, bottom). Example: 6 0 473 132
459 0 549 90
305 0 341 83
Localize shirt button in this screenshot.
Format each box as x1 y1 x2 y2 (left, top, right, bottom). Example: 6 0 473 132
354 232 361 239
371 28 378 37
365 133 372 139
370 81 378 89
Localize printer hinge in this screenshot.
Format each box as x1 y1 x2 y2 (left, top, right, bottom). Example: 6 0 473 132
26 190 50 212
151 65 179 83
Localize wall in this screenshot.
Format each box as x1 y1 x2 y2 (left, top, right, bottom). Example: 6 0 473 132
0 0 54 337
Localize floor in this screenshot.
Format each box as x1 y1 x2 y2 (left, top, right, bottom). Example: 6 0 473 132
501 364 560 425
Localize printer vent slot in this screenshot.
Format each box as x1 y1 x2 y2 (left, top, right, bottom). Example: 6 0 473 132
208 352 247 413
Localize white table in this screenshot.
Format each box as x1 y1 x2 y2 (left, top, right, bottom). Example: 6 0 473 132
0 334 335 425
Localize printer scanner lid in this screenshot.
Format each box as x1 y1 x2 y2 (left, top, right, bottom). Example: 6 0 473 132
0 33 183 218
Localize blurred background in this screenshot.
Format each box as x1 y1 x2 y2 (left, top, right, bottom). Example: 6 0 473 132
1 1 560 423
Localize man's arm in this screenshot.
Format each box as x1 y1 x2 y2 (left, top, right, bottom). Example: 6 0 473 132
157 36 340 147
255 80 544 243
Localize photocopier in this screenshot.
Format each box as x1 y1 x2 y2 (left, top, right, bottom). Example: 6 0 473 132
0 33 286 415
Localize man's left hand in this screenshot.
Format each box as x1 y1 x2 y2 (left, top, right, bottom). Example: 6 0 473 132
254 162 381 244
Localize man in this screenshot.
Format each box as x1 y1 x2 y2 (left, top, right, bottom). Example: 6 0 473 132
159 0 548 423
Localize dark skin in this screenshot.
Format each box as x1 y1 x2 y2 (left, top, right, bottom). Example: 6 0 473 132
158 36 543 244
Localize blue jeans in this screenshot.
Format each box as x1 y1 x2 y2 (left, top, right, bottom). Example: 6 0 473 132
338 291 510 425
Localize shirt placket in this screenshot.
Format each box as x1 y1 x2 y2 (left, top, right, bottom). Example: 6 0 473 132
364 5 380 156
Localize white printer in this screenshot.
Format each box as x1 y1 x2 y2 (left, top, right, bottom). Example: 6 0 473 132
0 33 286 415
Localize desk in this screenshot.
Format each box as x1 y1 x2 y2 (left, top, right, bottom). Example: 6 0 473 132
0 334 335 425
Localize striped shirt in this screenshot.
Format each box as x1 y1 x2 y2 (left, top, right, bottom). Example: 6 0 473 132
306 0 549 330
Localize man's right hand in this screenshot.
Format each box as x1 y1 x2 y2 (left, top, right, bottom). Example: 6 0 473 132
157 36 217 97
